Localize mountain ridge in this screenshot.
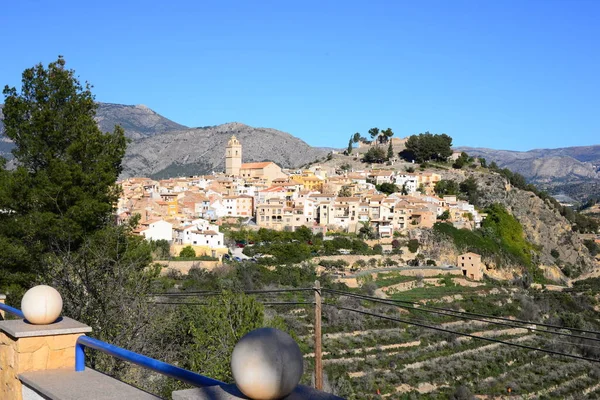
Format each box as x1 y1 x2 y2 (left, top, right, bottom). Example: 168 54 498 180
0 103 328 177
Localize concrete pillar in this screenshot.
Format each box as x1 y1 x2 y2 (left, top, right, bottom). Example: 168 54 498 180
0 317 91 400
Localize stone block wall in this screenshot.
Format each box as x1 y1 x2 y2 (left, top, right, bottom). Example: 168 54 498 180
0 331 83 399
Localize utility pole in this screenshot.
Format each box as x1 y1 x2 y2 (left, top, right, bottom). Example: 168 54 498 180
314 280 323 390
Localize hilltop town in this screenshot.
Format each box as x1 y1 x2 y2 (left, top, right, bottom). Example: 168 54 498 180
117 134 491 280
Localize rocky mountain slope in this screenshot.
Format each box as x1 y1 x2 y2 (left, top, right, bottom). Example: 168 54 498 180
94 103 187 139
433 168 595 280
457 145 600 201
0 103 327 177
123 122 328 178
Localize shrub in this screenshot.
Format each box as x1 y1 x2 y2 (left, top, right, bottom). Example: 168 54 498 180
407 239 420 253
179 246 196 258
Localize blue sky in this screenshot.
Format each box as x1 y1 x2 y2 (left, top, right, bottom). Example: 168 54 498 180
1 0 599 150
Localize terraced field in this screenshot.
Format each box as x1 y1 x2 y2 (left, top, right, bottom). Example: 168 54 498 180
287 274 600 399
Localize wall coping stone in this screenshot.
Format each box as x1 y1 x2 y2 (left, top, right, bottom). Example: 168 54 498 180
172 384 344 400
20 368 161 400
0 317 92 338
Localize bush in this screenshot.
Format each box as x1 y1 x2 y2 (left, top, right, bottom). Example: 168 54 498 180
179 246 196 258
426 259 437 266
372 244 383 254
363 147 387 163
319 259 349 270
407 239 420 253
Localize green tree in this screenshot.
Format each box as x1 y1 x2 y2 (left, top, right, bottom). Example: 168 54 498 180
352 132 361 143
434 179 459 196
347 138 353 154
387 141 394 160
358 220 376 240
452 152 472 169
403 132 453 162
376 182 398 195
479 157 487 168
439 210 450 220
179 245 196 258
0 56 127 296
338 185 352 197
459 177 480 204
408 239 420 253
47 219 159 370
363 146 387 163
185 291 265 381
368 127 380 140
418 183 426 195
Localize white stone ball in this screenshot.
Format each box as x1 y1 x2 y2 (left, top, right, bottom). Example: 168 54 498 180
231 328 303 400
21 285 63 325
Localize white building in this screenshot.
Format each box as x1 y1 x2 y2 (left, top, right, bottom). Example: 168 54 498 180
136 219 173 242
394 174 418 194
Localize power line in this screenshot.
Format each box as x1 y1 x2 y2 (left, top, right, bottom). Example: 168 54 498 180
151 301 314 306
325 303 600 364
323 289 600 343
151 288 313 296
324 288 600 336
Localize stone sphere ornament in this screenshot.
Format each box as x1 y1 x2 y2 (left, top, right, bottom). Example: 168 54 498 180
21 285 63 325
231 327 303 400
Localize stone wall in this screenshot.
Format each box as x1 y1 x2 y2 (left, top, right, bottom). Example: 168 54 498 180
157 260 221 275
0 332 82 399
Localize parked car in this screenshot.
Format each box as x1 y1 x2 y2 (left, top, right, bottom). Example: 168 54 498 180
233 256 242 262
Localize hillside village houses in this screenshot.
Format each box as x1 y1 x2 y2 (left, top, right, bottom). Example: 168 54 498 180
117 135 484 258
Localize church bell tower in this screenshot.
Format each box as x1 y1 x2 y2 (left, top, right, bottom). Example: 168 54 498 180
225 135 242 176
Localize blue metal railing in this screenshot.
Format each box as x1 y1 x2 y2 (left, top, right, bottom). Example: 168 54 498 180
75 336 224 387
0 300 223 388
0 303 25 319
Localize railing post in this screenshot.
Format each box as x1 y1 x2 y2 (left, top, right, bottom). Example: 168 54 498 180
75 340 86 371
314 280 323 390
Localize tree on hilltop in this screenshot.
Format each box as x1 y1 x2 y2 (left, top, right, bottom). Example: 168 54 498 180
402 132 453 162
380 127 394 144
363 146 387 163
368 127 380 140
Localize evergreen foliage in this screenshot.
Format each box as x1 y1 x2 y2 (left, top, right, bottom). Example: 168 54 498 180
0 56 128 295
376 182 398 195
363 146 387 163
402 132 453 162
434 179 459 196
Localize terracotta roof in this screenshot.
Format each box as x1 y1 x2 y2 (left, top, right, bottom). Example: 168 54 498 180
242 162 273 169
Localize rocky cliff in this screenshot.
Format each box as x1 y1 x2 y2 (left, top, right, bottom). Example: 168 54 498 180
422 168 596 281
